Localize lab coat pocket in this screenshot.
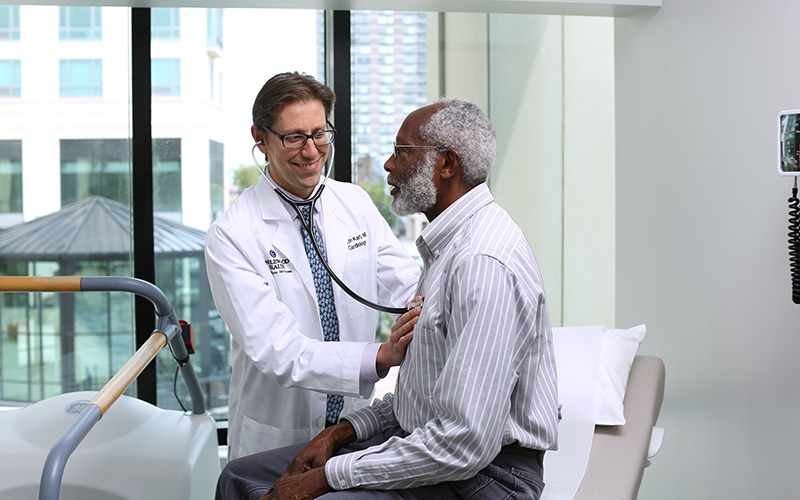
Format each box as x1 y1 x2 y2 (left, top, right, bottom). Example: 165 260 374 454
341 259 372 319
238 414 312 458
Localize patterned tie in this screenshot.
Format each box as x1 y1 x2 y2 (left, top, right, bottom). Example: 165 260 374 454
299 203 344 425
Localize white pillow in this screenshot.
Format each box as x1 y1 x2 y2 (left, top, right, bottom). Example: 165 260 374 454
594 324 647 425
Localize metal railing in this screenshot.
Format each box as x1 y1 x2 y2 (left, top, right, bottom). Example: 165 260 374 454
0 276 206 500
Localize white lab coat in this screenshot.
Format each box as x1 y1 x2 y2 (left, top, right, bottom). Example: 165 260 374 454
205 176 420 459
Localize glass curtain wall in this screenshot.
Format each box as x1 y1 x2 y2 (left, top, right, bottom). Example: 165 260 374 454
150 8 324 417
0 6 135 403
0 4 615 434
0 7 325 421
350 10 429 341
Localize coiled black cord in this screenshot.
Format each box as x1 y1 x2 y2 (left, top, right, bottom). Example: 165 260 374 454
789 177 800 304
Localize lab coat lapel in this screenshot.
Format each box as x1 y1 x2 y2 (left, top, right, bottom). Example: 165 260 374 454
322 188 348 281
255 179 316 300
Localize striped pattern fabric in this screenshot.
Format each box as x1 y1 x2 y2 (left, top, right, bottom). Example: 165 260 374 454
326 183 559 491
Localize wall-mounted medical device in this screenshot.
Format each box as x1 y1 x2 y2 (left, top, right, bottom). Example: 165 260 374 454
778 109 800 176
779 110 800 303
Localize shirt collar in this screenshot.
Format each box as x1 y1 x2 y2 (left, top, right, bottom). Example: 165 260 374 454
416 183 494 264
263 167 323 220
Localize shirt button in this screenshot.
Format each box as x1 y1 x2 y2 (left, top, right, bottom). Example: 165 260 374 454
316 418 325 428
427 258 433 264
383 473 389 479
339 479 347 487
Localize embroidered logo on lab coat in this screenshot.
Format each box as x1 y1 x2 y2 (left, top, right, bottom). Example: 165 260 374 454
347 231 368 251
266 249 292 274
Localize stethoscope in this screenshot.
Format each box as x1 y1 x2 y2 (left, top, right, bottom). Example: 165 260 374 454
251 138 409 315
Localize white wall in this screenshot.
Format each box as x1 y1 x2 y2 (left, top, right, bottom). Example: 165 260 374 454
616 0 800 497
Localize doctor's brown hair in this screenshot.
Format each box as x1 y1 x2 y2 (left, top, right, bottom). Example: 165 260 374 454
252 72 336 131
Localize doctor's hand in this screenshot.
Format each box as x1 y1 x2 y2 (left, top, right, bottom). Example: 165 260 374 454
284 421 357 477
376 296 422 373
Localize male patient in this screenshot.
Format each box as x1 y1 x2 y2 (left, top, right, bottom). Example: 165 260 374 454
216 98 559 500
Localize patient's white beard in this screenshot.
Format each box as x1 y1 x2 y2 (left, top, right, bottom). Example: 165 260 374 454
390 154 437 217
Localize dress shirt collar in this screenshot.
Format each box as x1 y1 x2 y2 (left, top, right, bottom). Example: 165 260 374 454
263 167 324 221
416 183 494 265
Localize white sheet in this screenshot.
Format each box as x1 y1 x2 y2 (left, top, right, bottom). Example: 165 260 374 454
542 326 605 500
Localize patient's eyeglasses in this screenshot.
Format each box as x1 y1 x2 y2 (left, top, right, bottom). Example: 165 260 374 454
392 142 449 159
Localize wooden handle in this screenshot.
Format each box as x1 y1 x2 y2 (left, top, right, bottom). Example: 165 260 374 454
0 276 82 292
89 332 167 415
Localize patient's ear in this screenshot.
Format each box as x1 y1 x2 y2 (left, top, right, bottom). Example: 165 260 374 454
438 149 461 181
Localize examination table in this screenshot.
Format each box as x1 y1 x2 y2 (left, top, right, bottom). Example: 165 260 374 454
543 325 665 500
575 355 665 500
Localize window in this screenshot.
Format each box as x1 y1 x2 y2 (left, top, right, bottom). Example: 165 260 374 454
59 6 101 40
0 6 20 40
153 138 181 213
350 11 429 335
59 59 102 97
151 58 180 96
0 7 330 431
60 139 129 206
151 8 180 39
0 8 618 441
207 8 223 50
209 140 224 221
0 60 20 97
0 141 22 213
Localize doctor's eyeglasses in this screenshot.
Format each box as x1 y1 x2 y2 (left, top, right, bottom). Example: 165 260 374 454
392 142 449 159
263 124 336 149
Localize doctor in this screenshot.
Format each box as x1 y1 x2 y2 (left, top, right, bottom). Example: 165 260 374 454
205 72 421 460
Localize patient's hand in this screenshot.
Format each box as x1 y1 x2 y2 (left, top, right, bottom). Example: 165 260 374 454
260 467 331 500
284 435 334 476
284 421 357 476
376 296 422 372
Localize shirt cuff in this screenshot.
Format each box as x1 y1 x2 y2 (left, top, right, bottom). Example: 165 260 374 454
358 343 383 398
325 453 358 490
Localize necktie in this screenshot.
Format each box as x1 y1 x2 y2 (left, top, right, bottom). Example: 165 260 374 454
299 204 344 425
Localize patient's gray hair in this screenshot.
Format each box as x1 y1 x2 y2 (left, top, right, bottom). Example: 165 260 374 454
419 98 496 188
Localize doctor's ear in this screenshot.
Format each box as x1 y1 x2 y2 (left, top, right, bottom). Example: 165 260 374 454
251 124 266 146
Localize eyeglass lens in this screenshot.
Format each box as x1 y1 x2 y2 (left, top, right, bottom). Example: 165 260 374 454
284 131 335 148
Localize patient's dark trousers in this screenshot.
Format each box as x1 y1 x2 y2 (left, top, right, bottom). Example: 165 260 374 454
216 431 545 500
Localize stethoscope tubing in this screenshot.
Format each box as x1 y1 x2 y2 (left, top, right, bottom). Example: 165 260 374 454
252 141 408 315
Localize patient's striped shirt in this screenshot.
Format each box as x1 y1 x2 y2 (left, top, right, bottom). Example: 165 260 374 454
326 183 559 490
